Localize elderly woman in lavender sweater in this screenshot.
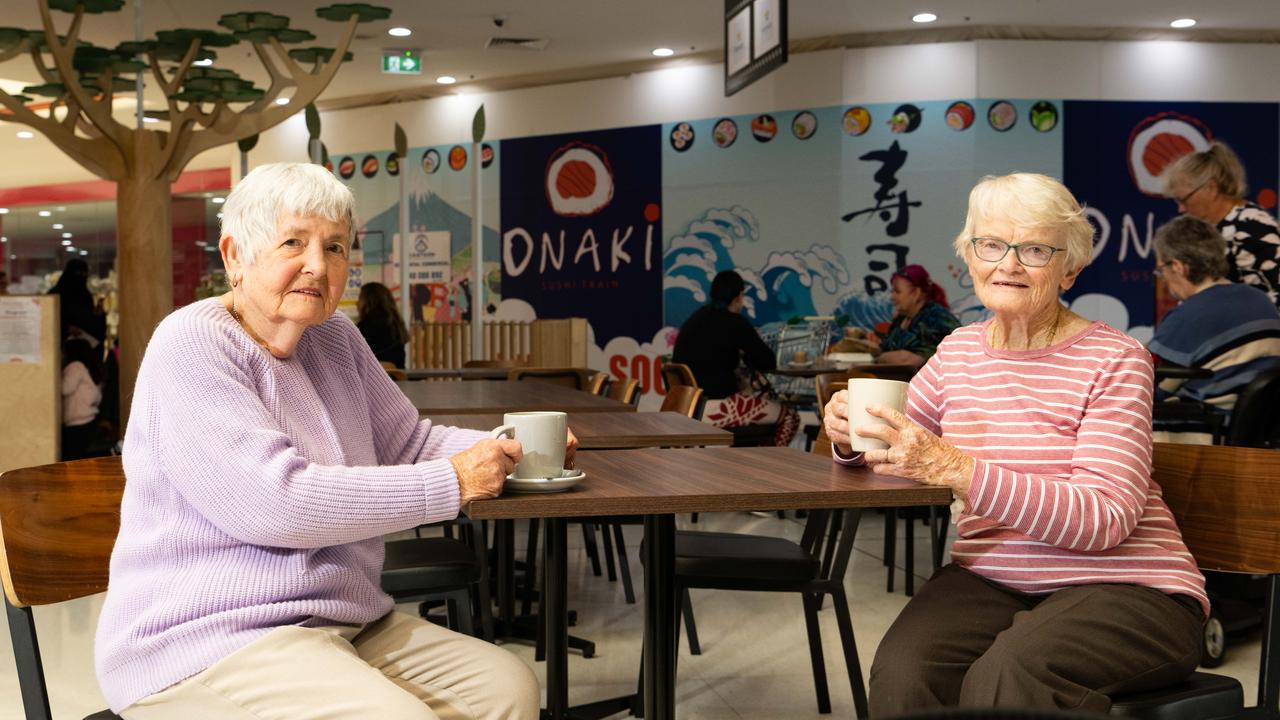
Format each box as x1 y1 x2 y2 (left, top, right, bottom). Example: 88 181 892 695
95 163 566 719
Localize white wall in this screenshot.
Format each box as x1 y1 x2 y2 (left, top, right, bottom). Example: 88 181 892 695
251 38 1280 163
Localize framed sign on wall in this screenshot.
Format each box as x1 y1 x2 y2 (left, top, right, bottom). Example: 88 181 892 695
724 0 788 97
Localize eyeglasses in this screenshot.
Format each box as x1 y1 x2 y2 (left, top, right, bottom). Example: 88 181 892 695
970 237 1064 268
1175 182 1207 206
1153 260 1175 278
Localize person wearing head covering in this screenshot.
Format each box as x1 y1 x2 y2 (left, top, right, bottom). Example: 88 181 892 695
94 163 555 719
48 257 106 343
672 270 799 446
824 173 1205 716
1149 215 1280 411
1162 141 1280 309
854 264 960 369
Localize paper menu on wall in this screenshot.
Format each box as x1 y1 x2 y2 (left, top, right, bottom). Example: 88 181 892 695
0 297 42 364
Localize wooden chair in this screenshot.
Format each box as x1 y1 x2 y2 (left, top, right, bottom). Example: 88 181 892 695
507 367 592 391
660 361 697 391
586 371 608 396
659 385 705 418
1107 442 1280 718
463 358 527 369
380 361 408 382
605 377 640 406
0 457 123 720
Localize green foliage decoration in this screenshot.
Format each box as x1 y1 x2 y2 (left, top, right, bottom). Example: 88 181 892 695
472 104 485 143
234 27 315 44
155 29 239 49
0 27 30 51
217 12 290 33
287 46 352 63
314 4 392 23
21 82 67 98
48 0 125 13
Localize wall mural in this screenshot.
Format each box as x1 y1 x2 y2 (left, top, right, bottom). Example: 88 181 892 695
328 98 1278 404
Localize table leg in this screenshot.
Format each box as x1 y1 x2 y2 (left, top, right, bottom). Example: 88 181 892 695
642 514 677 720
545 517 569 720
497 519 515 628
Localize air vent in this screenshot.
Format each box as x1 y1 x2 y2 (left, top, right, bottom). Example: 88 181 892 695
485 37 548 51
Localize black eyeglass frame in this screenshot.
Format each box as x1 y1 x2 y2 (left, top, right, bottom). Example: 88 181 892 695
969 236 1065 268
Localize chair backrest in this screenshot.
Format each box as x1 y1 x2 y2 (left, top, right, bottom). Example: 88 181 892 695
660 361 698 391
0 456 123 608
381 363 408 382
815 369 875 420
1225 365 1280 449
605 377 640 405
586 372 608 396
660 385 705 418
507 367 591 391
1153 442 1280 575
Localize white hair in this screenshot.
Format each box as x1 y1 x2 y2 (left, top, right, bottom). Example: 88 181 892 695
220 162 355 266
952 173 1095 273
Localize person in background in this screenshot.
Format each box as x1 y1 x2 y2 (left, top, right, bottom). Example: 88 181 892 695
1163 141 1280 309
853 264 960 369
673 269 798 446
0 269 9 295
826 173 1205 716
95 163 555 719
61 337 110 460
356 281 409 369
48 257 106 343
1149 215 1280 410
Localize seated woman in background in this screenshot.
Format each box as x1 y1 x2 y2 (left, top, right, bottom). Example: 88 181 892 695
61 337 111 460
1149 215 1280 411
851 264 960 369
356 281 409 369
826 173 1205 716
673 270 798 446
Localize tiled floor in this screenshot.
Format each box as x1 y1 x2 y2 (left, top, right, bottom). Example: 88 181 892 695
0 512 1262 719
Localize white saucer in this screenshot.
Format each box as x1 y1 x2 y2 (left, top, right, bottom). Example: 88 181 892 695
787 360 813 368
504 469 586 494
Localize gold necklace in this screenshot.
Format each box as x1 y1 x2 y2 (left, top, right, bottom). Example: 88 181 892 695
228 294 272 353
991 304 1064 350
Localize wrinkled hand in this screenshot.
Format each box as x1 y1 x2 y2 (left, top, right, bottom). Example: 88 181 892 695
566 428 580 469
856 404 975 496
451 439 523 503
863 330 881 350
823 389 856 454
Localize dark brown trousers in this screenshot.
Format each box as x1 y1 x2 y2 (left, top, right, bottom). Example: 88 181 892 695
869 564 1204 717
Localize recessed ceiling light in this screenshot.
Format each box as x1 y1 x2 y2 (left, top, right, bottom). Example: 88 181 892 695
0 208 8 214
79 250 88 256
275 97 290 105
912 12 937 23
38 210 51 217
1170 18 1197 28
16 131 34 139
436 75 457 85
142 116 159 123
652 47 675 57
388 26 411 37
61 239 71 246
211 196 226 204
52 223 63 229
62 232 72 238
0 236 6 242
194 58 213 66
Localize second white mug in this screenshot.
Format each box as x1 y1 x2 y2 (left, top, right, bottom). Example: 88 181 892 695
491 411 568 479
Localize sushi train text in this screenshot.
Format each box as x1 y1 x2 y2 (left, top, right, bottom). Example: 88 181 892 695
501 223 658 277
1085 208 1157 268
607 352 670 395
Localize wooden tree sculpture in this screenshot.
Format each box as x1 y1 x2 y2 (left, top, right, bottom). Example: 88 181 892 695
0 0 388 414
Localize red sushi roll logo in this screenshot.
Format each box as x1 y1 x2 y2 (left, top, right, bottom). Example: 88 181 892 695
449 145 468 171
544 142 614 217
1127 112 1212 197
361 154 379 178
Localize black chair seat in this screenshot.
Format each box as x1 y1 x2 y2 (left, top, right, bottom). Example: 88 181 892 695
381 537 479 595
84 711 122 720
1108 671 1243 719
728 424 778 447
672 530 819 582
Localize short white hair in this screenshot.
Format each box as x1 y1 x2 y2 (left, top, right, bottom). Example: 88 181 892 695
220 162 355 266
952 173 1095 273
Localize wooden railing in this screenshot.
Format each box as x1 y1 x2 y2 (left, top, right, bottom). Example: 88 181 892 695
410 321 532 368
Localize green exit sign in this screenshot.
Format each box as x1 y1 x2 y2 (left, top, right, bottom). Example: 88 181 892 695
382 50 421 74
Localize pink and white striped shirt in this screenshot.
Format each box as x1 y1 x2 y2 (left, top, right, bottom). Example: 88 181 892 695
846 320 1208 616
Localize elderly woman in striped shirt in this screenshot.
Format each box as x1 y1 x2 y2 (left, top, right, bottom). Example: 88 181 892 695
824 173 1206 717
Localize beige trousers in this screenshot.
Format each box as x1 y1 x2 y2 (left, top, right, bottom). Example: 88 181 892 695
121 612 541 720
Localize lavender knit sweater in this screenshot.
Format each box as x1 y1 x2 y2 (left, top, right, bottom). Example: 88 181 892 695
94 298 487 711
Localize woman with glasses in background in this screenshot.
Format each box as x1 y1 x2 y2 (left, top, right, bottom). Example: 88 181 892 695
823 173 1206 716
1162 141 1280 309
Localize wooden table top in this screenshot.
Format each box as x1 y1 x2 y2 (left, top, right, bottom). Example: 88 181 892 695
769 362 918 380
465 445 951 520
398 380 636 415
404 367 512 381
430 412 732 449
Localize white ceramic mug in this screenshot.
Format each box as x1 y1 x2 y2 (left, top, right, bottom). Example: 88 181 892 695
491 411 568 479
844 378 909 452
